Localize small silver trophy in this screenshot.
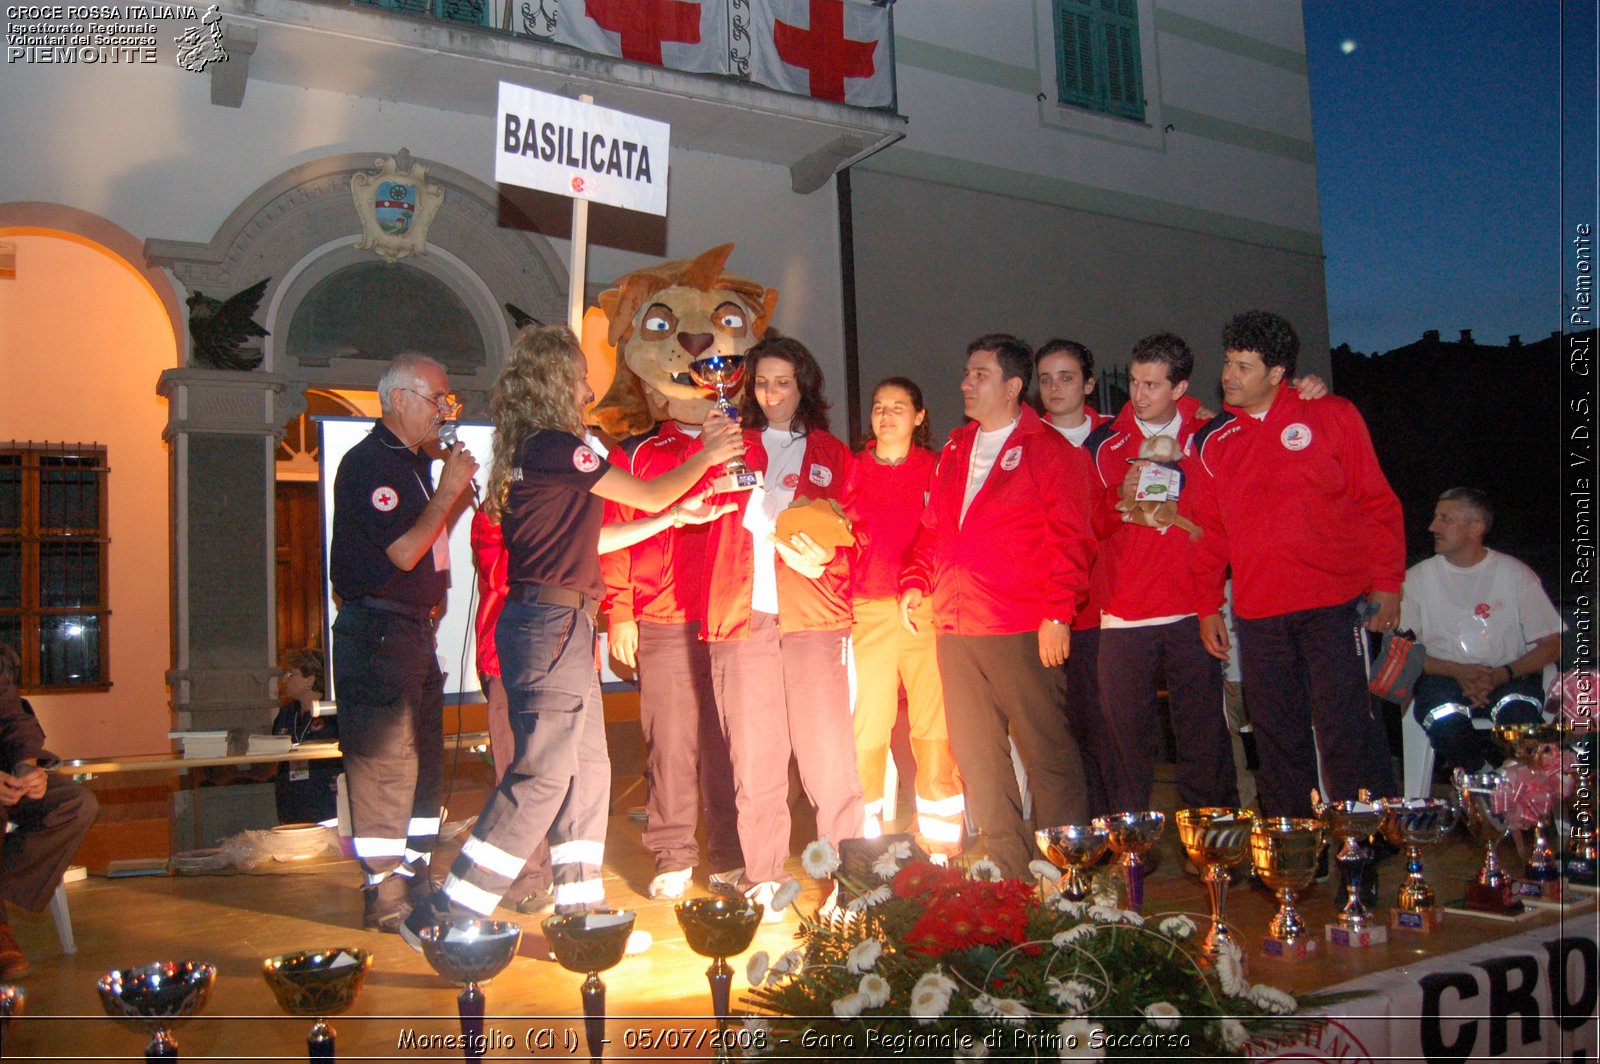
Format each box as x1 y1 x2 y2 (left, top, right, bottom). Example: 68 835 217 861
687 353 760 492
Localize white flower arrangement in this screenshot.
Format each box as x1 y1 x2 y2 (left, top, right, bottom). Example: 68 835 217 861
1157 913 1196 938
801 836 841 878
746 951 769 987
1056 1016 1105 1060
845 938 882 974
857 972 891 1008
1142 1001 1181 1030
973 993 1031 1024
965 858 1004 882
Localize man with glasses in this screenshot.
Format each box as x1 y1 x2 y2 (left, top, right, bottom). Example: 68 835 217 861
330 352 478 931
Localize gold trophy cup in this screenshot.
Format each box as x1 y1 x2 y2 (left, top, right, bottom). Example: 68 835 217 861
1035 824 1110 902
1250 817 1325 961
1379 797 1457 931
1175 808 1255 967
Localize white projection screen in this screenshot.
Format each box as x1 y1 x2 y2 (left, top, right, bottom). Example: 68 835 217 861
315 416 628 705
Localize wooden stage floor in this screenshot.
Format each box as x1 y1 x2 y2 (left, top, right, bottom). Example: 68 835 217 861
4 783 1596 1059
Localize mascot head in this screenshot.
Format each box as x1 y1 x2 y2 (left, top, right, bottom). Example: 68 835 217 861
591 244 779 437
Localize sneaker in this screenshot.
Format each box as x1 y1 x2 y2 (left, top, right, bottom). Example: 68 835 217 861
398 890 463 954
647 867 694 900
511 887 554 915
403 867 436 909
0 923 29 980
746 881 787 924
362 876 412 933
708 867 745 896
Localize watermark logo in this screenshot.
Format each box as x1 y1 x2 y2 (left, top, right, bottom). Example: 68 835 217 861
5 2 225 68
173 2 225 71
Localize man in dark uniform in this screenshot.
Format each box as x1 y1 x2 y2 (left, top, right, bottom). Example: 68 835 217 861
1 644 99 979
330 352 477 931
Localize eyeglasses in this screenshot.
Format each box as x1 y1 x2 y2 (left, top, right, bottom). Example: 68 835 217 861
408 387 463 419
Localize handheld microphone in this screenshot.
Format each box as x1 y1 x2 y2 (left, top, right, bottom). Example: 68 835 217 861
437 422 481 506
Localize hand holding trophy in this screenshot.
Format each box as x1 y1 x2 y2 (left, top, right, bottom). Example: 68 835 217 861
689 353 760 492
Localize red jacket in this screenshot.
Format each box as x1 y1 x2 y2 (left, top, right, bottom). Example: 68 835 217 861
702 428 858 641
1047 408 1114 632
470 511 508 680
1085 395 1204 622
850 442 937 601
601 421 714 626
901 405 1096 636
1187 384 1405 620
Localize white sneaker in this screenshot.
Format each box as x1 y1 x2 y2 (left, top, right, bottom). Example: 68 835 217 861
647 867 694 900
746 881 787 923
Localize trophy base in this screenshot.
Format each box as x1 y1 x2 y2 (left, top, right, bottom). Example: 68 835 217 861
713 470 762 493
1261 936 1316 961
1463 878 1523 915
1564 856 1597 886
1390 908 1443 933
1511 876 1565 903
1325 923 1386 949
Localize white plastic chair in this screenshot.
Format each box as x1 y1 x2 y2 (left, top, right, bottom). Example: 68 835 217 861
3 821 75 953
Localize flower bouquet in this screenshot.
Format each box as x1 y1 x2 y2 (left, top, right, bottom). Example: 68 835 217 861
739 838 1352 1059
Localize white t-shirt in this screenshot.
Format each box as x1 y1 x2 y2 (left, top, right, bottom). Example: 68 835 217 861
1399 550 1564 668
1047 417 1095 448
745 427 806 614
961 418 1017 525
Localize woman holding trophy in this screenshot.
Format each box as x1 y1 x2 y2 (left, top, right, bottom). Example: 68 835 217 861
407 325 741 940
702 336 867 918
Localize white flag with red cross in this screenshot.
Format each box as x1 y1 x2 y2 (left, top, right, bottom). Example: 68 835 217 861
555 0 730 75
746 0 893 107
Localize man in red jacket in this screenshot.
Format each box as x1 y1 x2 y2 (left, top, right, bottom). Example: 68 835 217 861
900 334 1097 878
1086 333 1238 815
1189 311 1403 819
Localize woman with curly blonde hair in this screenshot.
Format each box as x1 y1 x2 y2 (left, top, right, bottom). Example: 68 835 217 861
409 325 740 942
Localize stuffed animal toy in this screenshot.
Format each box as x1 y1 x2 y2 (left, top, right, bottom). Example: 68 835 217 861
590 244 779 438
1116 434 1202 539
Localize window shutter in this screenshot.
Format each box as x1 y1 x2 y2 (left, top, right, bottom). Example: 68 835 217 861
1054 1 1098 107
1100 0 1143 119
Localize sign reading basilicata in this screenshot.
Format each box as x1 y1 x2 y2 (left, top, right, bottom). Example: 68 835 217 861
495 81 670 217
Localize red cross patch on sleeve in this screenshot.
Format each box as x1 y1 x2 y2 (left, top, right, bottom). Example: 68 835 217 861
573 445 601 473
370 486 399 511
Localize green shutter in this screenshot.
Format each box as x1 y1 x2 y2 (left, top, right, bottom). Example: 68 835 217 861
1055 0 1144 122
1054 1 1098 108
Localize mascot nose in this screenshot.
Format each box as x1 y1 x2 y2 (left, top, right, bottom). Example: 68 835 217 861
678 331 715 358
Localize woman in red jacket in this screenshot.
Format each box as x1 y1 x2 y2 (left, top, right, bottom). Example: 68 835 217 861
849 378 962 858
703 336 864 917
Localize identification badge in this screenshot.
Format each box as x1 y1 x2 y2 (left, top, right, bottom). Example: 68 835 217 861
1135 463 1182 502
288 760 310 782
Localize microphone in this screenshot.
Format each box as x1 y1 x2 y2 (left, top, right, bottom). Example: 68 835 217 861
437 422 481 507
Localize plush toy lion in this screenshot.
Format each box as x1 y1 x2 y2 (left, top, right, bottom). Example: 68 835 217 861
1116 434 1202 539
590 244 779 438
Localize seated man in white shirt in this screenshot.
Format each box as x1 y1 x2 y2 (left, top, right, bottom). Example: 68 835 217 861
1401 488 1564 774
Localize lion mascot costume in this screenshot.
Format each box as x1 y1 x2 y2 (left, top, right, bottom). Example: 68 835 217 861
590 244 779 438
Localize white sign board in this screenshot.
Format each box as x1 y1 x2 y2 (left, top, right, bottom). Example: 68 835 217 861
495 81 671 216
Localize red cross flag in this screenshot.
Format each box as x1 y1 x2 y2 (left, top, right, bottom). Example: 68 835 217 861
748 0 892 107
556 0 729 75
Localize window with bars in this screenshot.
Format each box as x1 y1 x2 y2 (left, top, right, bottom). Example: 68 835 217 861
1053 0 1145 122
0 442 111 691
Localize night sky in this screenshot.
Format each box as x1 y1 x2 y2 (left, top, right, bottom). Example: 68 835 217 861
1302 1 1592 355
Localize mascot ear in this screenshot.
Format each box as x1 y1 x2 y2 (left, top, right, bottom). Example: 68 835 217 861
592 361 655 437
751 287 780 336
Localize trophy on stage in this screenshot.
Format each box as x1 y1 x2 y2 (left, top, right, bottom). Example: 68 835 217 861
1250 817 1325 961
1454 768 1523 915
418 920 522 1064
1035 824 1110 903
1491 722 1567 902
1175 807 1255 967
544 910 636 1064
676 896 764 1063
1092 811 1165 914
1379 797 1457 932
261 947 372 1061
1315 794 1387 948
0 983 23 1035
687 353 760 492
98 960 216 1060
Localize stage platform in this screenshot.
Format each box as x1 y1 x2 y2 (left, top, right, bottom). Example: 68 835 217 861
3 792 1596 1059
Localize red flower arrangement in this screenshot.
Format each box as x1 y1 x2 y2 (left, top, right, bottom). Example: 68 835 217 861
896 863 1036 955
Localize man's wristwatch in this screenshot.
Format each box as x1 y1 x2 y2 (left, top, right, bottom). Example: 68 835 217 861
1502 664 1515 684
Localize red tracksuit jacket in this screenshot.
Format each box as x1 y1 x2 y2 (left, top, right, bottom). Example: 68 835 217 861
702 427 858 641
850 442 937 602
1186 383 1405 620
601 421 714 626
901 405 1096 636
1085 395 1205 622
